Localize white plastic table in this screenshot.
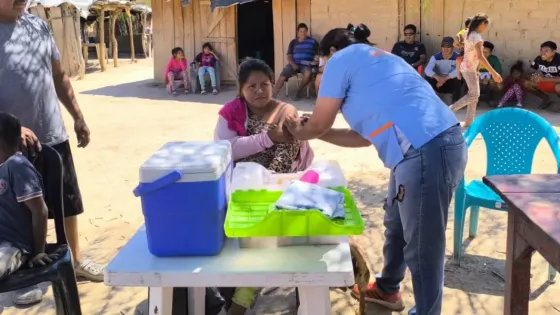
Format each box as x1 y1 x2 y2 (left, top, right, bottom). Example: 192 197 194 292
104 226 354 315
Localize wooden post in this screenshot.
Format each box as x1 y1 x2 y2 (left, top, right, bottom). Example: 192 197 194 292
110 10 119 67
142 12 148 58
98 9 106 71
125 8 135 62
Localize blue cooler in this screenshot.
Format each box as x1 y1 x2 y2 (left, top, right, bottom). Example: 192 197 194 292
133 141 232 256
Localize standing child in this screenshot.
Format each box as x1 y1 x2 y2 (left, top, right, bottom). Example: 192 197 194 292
195 43 219 95
454 17 472 80
449 13 502 128
498 61 525 108
164 47 190 95
0 113 57 306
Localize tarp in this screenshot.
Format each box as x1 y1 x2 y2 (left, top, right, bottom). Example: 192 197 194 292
210 0 256 11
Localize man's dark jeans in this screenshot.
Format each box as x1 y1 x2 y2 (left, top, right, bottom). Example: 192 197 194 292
425 76 463 103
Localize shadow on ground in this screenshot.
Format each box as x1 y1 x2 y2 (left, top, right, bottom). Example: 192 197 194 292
79 78 315 110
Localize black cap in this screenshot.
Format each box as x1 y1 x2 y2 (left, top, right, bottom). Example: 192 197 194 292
441 36 454 47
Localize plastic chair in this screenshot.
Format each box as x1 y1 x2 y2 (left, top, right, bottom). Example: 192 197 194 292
285 72 312 98
453 108 558 283
0 145 82 314
189 60 221 93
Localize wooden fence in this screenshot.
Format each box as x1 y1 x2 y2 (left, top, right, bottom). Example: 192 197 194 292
29 3 86 79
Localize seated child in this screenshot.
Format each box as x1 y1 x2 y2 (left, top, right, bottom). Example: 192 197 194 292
498 61 525 108
0 113 55 306
164 47 190 95
454 17 472 80
195 43 219 95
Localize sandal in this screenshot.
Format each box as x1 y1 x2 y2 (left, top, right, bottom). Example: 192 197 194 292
75 259 105 282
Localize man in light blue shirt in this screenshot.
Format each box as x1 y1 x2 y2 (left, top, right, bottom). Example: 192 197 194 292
424 37 462 102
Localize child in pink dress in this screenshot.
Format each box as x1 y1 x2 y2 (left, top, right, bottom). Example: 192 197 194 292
164 47 190 95
498 61 525 108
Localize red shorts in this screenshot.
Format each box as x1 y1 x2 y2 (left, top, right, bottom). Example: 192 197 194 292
538 81 559 93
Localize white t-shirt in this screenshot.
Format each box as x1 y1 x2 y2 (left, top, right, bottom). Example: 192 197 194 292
461 32 483 73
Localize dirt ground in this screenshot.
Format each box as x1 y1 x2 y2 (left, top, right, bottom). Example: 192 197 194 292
1 59 559 315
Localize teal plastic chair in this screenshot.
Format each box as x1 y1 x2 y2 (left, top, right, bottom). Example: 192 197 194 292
453 108 558 283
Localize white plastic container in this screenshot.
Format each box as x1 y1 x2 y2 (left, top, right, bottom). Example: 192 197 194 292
230 160 347 192
230 160 348 248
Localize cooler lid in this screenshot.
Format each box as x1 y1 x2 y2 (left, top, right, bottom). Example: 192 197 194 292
140 141 232 182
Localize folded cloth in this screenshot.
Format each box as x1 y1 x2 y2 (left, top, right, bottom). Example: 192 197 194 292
275 181 346 219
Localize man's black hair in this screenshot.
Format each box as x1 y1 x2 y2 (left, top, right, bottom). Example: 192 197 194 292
483 41 494 51
541 41 557 51
297 23 308 31
0 112 22 150
404 24 417 34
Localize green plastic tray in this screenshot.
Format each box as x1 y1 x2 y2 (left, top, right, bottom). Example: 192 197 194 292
224 187 364 238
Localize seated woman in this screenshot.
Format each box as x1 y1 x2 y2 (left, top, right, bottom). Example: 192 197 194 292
214 58 371 314
214 58 313 314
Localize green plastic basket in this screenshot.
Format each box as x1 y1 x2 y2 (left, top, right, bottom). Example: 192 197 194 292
224 187 364 238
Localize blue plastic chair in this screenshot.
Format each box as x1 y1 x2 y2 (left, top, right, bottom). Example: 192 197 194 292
453 108 558 283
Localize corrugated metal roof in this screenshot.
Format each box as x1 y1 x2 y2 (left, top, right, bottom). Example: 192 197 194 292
211 0 256 10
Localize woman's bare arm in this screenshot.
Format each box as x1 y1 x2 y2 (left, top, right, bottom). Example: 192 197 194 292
319 128 371 148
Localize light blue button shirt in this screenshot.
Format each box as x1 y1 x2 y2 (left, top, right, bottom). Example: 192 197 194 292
319 44 459 169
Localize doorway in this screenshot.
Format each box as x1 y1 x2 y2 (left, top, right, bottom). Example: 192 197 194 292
236 0 274 69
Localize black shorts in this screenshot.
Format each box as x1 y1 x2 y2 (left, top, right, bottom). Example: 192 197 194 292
35 141 84 218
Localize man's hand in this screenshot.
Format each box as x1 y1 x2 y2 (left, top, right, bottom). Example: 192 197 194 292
28 252 59 268
290 63 299 71
20 127 42 157
74 118 90 148
433 75 445 85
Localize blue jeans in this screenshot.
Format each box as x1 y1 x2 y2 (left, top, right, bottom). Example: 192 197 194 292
376 124 467 315
198 66 217 90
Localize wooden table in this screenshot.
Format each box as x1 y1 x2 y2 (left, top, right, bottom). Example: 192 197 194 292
104 226 354 315
483 174 560 315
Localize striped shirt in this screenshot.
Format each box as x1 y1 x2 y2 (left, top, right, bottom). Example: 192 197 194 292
287 37 318 66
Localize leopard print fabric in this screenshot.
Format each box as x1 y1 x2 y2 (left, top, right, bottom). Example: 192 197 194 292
237 112 300 173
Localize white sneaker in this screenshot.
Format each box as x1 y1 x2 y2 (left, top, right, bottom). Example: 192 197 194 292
516 103 523 107
75 259 105 282
13 285 43 305
201 90 207 95
212 88 218 95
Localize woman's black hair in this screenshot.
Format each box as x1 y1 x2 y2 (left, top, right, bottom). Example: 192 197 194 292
464 17 472 28
171 47 183 56
467 13 489 37
319 23 371 56
510 60 524 74
202 42 213 51
237 58 274 96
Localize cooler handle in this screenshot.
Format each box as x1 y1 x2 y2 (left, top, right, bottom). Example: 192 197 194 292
133 170 182 197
